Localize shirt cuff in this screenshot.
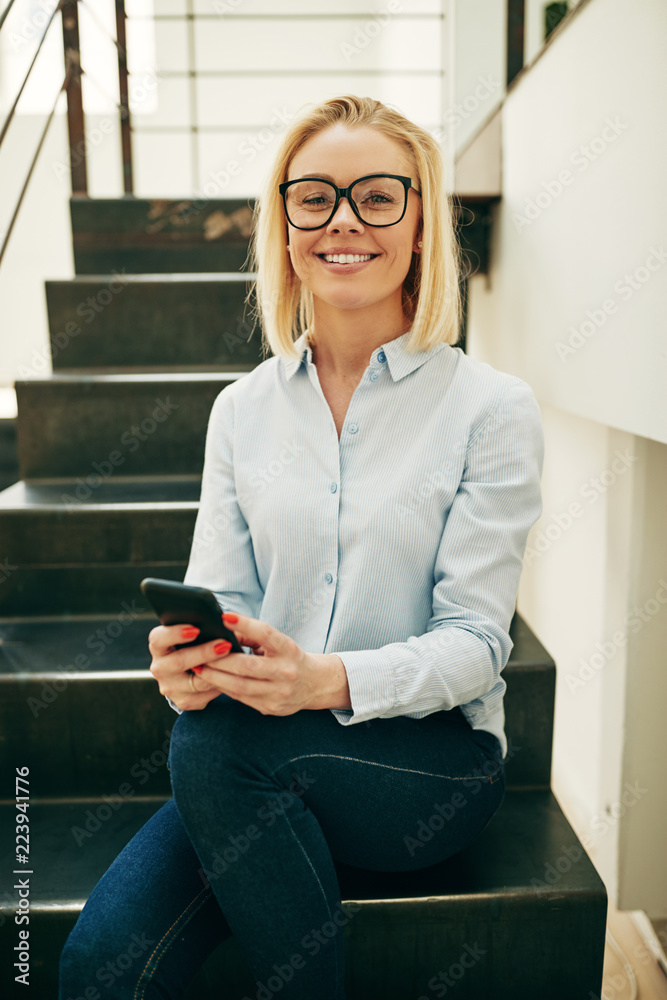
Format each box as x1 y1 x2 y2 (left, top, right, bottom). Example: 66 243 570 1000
329 648 396 725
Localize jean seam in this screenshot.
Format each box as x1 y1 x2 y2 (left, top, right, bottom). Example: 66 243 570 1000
280 807 341 998
132 884 213 1000
274 753 498 783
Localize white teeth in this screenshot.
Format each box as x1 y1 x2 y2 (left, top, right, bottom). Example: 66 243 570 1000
323 253 374 263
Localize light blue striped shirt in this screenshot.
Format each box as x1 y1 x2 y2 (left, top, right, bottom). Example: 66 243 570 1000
171 331 544 759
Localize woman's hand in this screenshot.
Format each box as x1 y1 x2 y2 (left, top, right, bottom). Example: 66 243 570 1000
148 612 348 715
148 623 237 712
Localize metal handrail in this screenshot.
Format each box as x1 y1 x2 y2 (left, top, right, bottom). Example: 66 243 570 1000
0 0 65 149
114 0 132 193
0 57 75 268
0 0 18 33
0 0 134 272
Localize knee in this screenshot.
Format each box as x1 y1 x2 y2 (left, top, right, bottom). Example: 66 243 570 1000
170 695 235 756
168 696 245 791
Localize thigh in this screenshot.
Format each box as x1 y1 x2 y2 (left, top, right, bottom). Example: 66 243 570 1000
59 799 232 1000
279 708 506 872
171 697 505 875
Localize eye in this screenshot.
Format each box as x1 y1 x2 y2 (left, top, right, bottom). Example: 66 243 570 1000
365 191 395 205
353 180 402 211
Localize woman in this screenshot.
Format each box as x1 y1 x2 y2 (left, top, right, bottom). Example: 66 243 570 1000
59 95 544 1000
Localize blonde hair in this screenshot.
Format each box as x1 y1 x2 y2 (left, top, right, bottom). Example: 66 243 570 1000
246 95 463 359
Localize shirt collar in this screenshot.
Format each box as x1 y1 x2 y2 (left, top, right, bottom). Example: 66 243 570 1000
282 333 313 381
282 330 447 382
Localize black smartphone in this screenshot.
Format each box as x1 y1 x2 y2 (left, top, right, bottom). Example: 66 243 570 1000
140 578 244 653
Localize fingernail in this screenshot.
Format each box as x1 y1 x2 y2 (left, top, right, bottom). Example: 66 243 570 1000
222 612 238 624
181 626 200 638
214 640 232 655
192 665 204 674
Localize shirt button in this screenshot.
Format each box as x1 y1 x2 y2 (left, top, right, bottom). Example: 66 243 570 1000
330 482 337 493
369 370 378 381
377 351 386 363
348 423 358 434
325 572 333 584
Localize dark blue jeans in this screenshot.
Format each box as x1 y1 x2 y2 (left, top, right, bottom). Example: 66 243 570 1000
59 695 505 1000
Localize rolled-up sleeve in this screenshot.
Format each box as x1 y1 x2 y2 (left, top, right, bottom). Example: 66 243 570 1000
332 378 544 726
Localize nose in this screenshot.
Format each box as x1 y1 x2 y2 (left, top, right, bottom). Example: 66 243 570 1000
326 195 364 231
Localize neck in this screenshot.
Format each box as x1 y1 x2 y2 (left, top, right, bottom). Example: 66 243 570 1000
307 299 411 380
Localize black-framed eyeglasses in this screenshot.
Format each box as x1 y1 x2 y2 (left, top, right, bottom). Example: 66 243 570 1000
279 173 421 230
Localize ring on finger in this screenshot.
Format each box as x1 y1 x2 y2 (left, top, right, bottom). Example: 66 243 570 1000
189 673 197 693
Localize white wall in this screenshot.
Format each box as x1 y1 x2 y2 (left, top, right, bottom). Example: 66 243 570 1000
476 0 667 444
467 0 667 918
0 115 75 396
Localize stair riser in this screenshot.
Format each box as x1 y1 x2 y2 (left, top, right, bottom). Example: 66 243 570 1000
70 197 254 275
73 246 252 275
335 896 607 1000
0 508 196 566
0 676 175 798
0 419 19 492
0 565 185 615
15 378 236 478
0 891 606 1000
45 278 264 370
502 667 555 789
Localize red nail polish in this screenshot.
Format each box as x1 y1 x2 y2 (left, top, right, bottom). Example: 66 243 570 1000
181 626 199 638
214 641 232 655
192 665 204 674
222 612 238 623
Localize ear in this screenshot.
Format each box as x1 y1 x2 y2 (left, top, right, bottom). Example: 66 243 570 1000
413 217 424 254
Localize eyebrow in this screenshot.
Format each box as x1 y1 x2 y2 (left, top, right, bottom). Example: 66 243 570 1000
294 172 336 180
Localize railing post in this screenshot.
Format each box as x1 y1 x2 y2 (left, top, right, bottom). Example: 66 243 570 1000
61 0 87 196
506 0 525 87
115 0 133 195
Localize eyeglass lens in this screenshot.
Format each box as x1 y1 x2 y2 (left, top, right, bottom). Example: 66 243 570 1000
285 176 406 228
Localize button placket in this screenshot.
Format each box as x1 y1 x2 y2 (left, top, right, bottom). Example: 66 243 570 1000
325 437 341 597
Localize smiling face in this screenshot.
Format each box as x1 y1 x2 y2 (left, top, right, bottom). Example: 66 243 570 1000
285 123 422 324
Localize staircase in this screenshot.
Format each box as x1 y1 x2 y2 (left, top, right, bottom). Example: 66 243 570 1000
0 197 607 999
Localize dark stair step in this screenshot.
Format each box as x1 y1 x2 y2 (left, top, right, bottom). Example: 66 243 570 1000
45 274 266 370
0 478 197 615
14 372 246 479
0 791 606 1000
0 564 185 617
70 197 255 275
0 417 19 492
0 478 198 563
0 606 554 794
